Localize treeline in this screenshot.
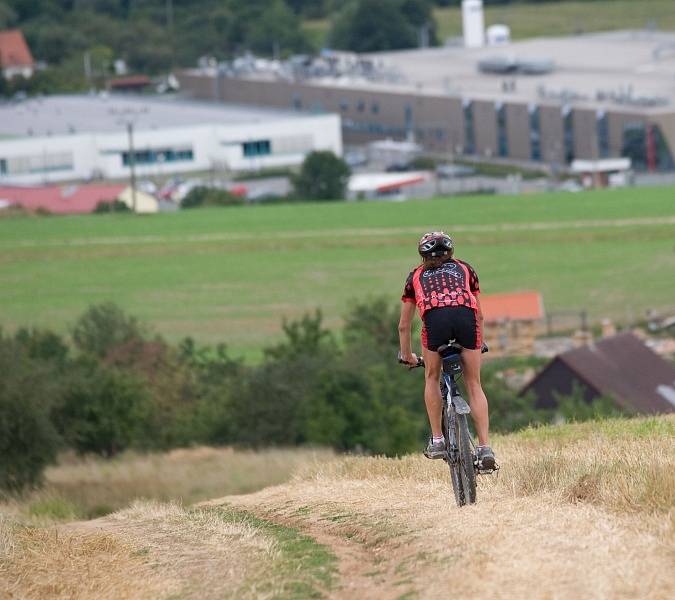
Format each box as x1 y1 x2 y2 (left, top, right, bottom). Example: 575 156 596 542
0 299 624 494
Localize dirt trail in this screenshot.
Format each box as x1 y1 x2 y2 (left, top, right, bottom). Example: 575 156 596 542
220 474 674 600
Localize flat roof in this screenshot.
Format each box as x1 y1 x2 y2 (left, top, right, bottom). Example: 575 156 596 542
215 31 675 112
0 94 316 138
366 31 675 110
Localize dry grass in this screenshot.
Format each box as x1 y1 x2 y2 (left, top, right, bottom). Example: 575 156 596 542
1 446 333 522
0 515 177 599
295 415 675 515
227 416 675 599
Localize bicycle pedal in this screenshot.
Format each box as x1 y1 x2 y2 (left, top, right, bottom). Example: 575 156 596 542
477 462 499 475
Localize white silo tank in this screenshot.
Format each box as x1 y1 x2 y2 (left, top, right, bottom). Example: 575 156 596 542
462 0 485 48
487 24 511 46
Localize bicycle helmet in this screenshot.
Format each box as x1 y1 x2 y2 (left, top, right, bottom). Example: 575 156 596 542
418 231 453 258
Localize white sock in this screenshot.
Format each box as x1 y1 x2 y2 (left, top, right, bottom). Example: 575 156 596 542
432 435 444 444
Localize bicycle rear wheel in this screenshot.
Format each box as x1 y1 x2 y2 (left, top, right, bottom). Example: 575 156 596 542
443 405 465 506
455 414 477 505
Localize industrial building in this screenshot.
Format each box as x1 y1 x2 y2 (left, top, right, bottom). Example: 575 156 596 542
0 95 342 185
178 27 675 173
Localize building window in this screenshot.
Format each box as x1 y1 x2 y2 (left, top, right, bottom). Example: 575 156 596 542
404 105 413 138
563 106 575 163
496 102 508 158
463 100 475 155
529 104 541 161
0 159 6 175
339 100 349 112
122 148 193 166
242 140 271 158
293 95 302 110
597 111 609 158
650 124 675 171
371 102 379 114
357 100 365 112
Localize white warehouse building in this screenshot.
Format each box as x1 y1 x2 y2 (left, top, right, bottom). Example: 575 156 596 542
0 95 342 185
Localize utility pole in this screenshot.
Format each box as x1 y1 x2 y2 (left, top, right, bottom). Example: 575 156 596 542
126 122 137 212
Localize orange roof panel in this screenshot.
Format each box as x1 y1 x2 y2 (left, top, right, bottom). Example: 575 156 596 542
480 290 544 323
0 29 34 69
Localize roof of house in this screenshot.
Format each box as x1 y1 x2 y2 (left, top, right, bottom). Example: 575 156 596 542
521 332 675 414
480 290 544 323
0 29 34 69
0 184 127 214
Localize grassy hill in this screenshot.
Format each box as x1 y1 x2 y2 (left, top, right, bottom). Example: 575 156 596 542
1 186 674 356
2 415 673 598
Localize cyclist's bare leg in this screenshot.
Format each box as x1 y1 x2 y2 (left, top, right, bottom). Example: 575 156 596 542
422 347 443 437
460 348 489 446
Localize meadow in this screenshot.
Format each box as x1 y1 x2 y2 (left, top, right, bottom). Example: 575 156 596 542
1 186 674 356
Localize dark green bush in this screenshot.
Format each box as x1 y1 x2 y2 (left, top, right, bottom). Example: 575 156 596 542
55 359 151 457
0 337 60 493
72 302 145 359
180 187 245 209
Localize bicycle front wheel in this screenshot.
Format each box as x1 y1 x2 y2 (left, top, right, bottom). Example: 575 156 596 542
455 413 477 505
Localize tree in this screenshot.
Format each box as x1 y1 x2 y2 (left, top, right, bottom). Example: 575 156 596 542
330 0 435 53
55 359 151 457
72 302 145 359
293 151 350 200
0 337 60 493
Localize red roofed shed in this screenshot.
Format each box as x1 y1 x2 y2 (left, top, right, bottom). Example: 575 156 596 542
0 184 126 214
480 290 544 323
0 29 34 78
479 290 545 355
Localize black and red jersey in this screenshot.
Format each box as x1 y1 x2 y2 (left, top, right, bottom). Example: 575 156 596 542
401 259 480 318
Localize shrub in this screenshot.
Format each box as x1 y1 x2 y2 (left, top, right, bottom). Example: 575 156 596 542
293 151 351 201
0 338 60 493
55 359 151 457
72 302 145 359
180 186 244 209
93 199 131 214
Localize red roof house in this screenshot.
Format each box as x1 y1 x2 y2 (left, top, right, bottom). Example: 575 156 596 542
480 290 544 323
0 29 34 78
0 184 126 214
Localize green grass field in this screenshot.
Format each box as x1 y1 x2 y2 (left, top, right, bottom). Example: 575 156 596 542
304 0 675 47
1 187 674 357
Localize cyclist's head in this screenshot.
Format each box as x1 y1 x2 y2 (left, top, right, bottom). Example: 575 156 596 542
418 231 453 258
418 231 453 265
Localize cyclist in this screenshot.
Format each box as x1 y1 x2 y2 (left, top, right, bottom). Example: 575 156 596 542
398 231 495 470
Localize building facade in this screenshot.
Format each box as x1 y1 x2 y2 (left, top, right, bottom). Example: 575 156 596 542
177 32 675 172
0 96 342 185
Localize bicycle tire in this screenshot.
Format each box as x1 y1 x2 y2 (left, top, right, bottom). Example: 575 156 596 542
443 405 465 507
455 413 477 505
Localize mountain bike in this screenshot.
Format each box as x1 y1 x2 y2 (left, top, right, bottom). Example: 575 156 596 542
399 342 494 507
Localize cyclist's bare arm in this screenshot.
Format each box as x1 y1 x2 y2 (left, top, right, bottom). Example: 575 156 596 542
398 301 418 365
475 296 484 338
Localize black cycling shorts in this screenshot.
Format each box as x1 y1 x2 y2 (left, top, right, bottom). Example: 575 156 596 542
422 306 481 351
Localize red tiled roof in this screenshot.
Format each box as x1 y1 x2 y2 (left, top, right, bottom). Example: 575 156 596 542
0 184 126 214
0 29 34 69
480 290 544 323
